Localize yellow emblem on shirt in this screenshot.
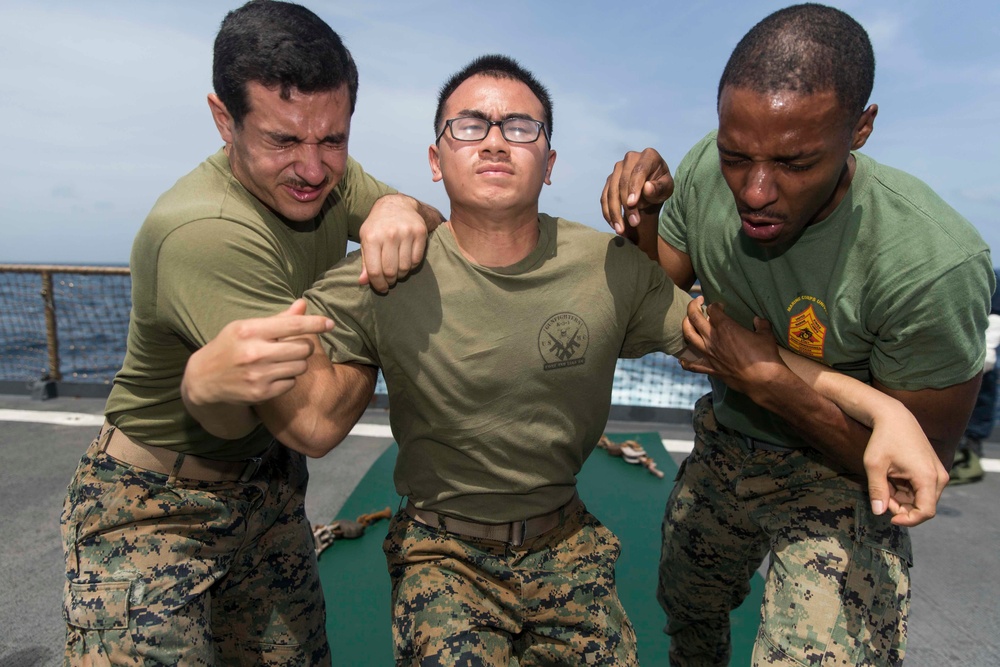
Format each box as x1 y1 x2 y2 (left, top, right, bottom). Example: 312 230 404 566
787 303 827 359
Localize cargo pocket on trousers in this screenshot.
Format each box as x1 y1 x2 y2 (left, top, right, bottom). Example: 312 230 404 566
842 503 911 664
65 579 133 630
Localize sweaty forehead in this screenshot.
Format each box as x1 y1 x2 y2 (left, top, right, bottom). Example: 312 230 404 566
443 75 544 120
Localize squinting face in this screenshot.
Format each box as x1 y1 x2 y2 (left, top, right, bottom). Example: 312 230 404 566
429 75 555 218
716 86 874 248
209 81 352 223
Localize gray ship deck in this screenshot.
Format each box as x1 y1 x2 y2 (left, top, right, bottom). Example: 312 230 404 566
1 394 997 666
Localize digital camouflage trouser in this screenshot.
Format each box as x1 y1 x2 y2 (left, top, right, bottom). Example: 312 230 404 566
61 433 330 666
383 500 638 666
659 394 912 667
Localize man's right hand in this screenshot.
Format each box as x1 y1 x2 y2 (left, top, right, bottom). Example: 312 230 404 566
600 148 675 236
182 299 334 408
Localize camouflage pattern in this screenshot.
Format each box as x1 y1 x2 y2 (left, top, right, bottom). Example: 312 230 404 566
61 432 330 666
383 501 638 666
658 394 912 666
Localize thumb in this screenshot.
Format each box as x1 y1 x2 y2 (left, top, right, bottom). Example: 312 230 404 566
358 248 370 286
642 178 672 206
752 316 773 335
867 474 889 516
280 298 309 317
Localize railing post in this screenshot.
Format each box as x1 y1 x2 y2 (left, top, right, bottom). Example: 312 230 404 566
40 270 62 382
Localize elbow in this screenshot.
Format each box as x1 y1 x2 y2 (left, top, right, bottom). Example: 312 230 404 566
278 423 351 458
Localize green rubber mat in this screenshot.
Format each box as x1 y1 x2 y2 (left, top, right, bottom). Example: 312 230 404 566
319 433 763 664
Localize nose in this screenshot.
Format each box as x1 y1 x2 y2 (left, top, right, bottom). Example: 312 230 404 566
294 143 326 186
479 123 509 154
740 163 777 210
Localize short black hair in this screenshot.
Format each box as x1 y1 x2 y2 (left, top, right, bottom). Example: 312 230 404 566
718 3 874 118
213 0 359 126
434 54 554 142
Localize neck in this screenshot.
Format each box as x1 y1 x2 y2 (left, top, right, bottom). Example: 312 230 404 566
446 208 541 267
811 154 857 226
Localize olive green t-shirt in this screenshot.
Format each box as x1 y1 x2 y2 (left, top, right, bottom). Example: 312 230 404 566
660 131 994 447
106 149 395 459
304 215 690 522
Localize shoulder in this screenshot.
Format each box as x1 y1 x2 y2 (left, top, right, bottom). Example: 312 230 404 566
139 150 264 244
676 131 720 178
542 214 656 271
330 156 397 203
855 153 989 258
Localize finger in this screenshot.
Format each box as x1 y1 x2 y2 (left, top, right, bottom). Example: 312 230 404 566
866 473 890 516
363 245 389 294
642 175 673 206
704 301 728 321
602 165 627 234
407 234 426 277
684 297 711 338
280 299 309 317
358 248 370 286
379 241 401 289
622 158 649 227
892 479 937 526
259 314 334 341
751 316 774 335
681 314 708 352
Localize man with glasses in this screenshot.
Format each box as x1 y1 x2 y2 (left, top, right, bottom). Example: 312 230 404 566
184 53 946 664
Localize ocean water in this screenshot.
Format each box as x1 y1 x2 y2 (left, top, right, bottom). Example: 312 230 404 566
0 270 711 407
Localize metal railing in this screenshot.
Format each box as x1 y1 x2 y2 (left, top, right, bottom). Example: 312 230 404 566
0 264 131 396
0 263 709 411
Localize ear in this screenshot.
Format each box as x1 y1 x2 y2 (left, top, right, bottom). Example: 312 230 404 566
543 148 557 186
851 103 878 150
428 143 443 183
207 94 235 144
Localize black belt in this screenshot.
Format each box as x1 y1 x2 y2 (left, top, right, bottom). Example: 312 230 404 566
404 493 582 547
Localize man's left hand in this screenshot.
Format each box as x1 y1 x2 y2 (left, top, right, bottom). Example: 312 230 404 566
680 296 785 392
358 194 431 293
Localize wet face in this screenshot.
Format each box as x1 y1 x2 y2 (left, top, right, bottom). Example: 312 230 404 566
209 81 352 223
428 75 555 218
716 86 874 248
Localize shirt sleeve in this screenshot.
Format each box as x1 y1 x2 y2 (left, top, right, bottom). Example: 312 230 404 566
302 251 381 368
658 132 717 255
154 219 297 348
871 251 994 390
609 238 691 358
335 156 398 243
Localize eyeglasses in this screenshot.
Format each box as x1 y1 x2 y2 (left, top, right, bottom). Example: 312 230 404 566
436 117 549 144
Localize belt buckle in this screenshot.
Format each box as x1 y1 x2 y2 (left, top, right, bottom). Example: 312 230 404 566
239 456 263 482
509 519 527 547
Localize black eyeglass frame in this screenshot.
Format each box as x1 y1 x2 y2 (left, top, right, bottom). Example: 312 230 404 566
435 117 551 145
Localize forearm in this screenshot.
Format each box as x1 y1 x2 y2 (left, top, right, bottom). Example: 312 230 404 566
752 350 872 474
381 192 444 232
181 376 260 440
256 354 377 458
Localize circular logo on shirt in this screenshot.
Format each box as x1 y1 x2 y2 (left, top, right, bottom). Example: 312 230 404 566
538 312 589 370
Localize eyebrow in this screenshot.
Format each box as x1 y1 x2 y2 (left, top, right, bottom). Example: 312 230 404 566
264 131 347 144
717 143 818 162
453 109 537 122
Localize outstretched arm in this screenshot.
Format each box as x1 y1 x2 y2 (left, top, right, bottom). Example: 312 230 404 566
181 299 377 456
358 193 444 293
679 296 949 527
776 346 949 526
181 299 333 439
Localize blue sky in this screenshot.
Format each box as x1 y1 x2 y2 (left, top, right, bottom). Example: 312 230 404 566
1 0 997 264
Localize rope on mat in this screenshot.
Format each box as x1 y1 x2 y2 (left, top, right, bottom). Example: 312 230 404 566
312 507 393 557
597 435 665 479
